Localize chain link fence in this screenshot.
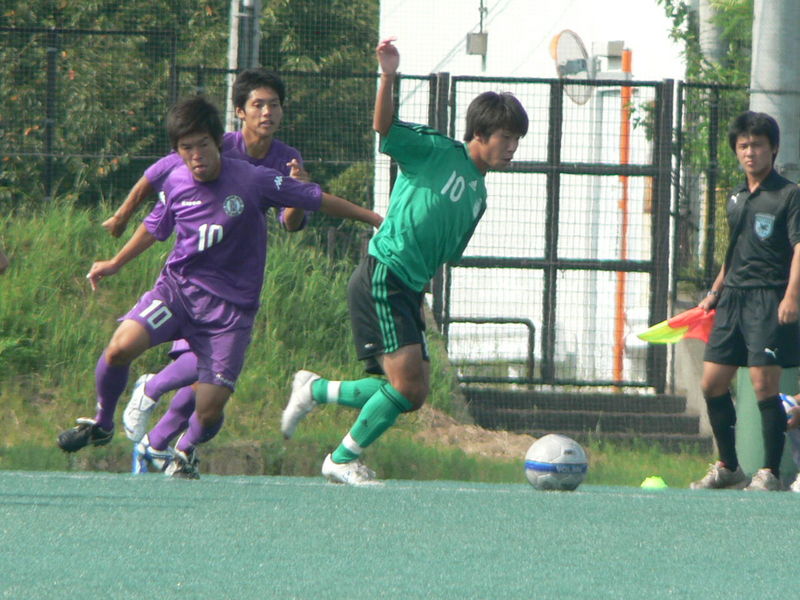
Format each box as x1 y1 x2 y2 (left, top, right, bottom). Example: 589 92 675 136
0 17 748 401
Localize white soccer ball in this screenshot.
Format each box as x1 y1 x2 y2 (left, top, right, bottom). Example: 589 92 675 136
780 393 798 421
524 433 588 491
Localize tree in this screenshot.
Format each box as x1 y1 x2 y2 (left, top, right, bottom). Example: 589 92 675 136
0 0 379 219
748 0 800 181
0 1 231 206
657 0 752 271
258 0 380 255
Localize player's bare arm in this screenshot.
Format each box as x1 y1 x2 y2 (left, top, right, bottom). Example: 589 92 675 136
102 175 155 238
282 158 311 231
287 158 309 183
319 193 383 229
698 266 725 312
373 37 399 137
87 223 157 291
778 243 800 324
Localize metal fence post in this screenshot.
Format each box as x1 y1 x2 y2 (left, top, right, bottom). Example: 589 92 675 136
168 30 179 106
540 81 564 383
44 28 59 201
704 87 721 286
647 79 674 393
431 72 450 327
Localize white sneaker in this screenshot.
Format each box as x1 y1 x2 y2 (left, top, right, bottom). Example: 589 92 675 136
744 468 782 491
690 462 749 490
790 474 800 493
281 370 320 439
123 374 158 442
321 453 381 486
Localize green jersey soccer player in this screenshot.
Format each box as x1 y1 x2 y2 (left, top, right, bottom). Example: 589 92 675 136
281 37 529 485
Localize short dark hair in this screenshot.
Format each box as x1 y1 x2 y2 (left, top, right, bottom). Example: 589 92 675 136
166 96 224 150
463 92 529 142
232 68 287 110
728 110 780 153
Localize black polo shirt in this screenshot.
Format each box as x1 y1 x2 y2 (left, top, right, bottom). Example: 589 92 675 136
724 169 800 288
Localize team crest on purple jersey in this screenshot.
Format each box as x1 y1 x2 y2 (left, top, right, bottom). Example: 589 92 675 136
223 195 245 217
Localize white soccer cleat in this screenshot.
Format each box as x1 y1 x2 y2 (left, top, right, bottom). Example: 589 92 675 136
123 374 158 442
744 468 781 491
790 473 800 493
689 462 749 490
281 370 321 439
132 434 173 474
321 453 381 486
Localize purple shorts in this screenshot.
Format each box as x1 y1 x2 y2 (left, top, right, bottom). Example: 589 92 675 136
168 339 192 359
121 277 256 390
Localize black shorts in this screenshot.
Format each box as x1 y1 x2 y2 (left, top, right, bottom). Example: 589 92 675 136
704 286 800 367
348 255 429 375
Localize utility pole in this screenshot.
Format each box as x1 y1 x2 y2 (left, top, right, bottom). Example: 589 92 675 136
225 0 262 131
697 0 725 66
749 0 800 181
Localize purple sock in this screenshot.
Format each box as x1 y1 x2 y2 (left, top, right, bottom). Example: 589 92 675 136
176 412 224 453
148 386 195 450
145 352 198 399
93 354 129 431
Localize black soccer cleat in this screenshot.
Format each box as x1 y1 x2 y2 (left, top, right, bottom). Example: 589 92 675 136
57 418 114 452
165 447 200 480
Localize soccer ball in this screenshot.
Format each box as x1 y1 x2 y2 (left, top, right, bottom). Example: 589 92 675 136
781 393 798 421
524 434 588 491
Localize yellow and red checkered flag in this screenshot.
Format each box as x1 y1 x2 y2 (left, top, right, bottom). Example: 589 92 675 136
637 307 716 344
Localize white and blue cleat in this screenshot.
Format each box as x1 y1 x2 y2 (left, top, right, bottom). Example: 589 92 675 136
131 434 173 474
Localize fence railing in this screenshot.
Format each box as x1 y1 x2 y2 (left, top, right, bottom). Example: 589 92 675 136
430 76 674 391
1 26 749 394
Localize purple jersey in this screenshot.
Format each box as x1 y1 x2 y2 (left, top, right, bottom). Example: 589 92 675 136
144 132 306 228
221 131 302 171
144 156 322 309
145 131 302 185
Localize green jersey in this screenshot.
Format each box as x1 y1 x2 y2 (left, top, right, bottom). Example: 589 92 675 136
369 120 487 292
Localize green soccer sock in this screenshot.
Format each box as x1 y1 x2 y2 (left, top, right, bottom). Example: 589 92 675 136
311 377 384 409
331 383 414 463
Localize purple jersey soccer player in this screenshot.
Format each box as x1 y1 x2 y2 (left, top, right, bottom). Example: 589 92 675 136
56 95 381 478
123 134 307 471
106 71 309 467
123 126 308 451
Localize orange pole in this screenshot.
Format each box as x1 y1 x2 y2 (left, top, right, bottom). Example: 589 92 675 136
613 49 633 385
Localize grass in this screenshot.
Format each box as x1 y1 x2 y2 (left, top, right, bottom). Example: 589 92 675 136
0 198 714 486
0 428 713 489
585 439 712 488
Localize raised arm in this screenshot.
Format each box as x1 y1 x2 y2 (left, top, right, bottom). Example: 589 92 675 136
281 158 311 232
320 193 383 229
86 223 157 291
373 38 399 137
102 175 155 237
